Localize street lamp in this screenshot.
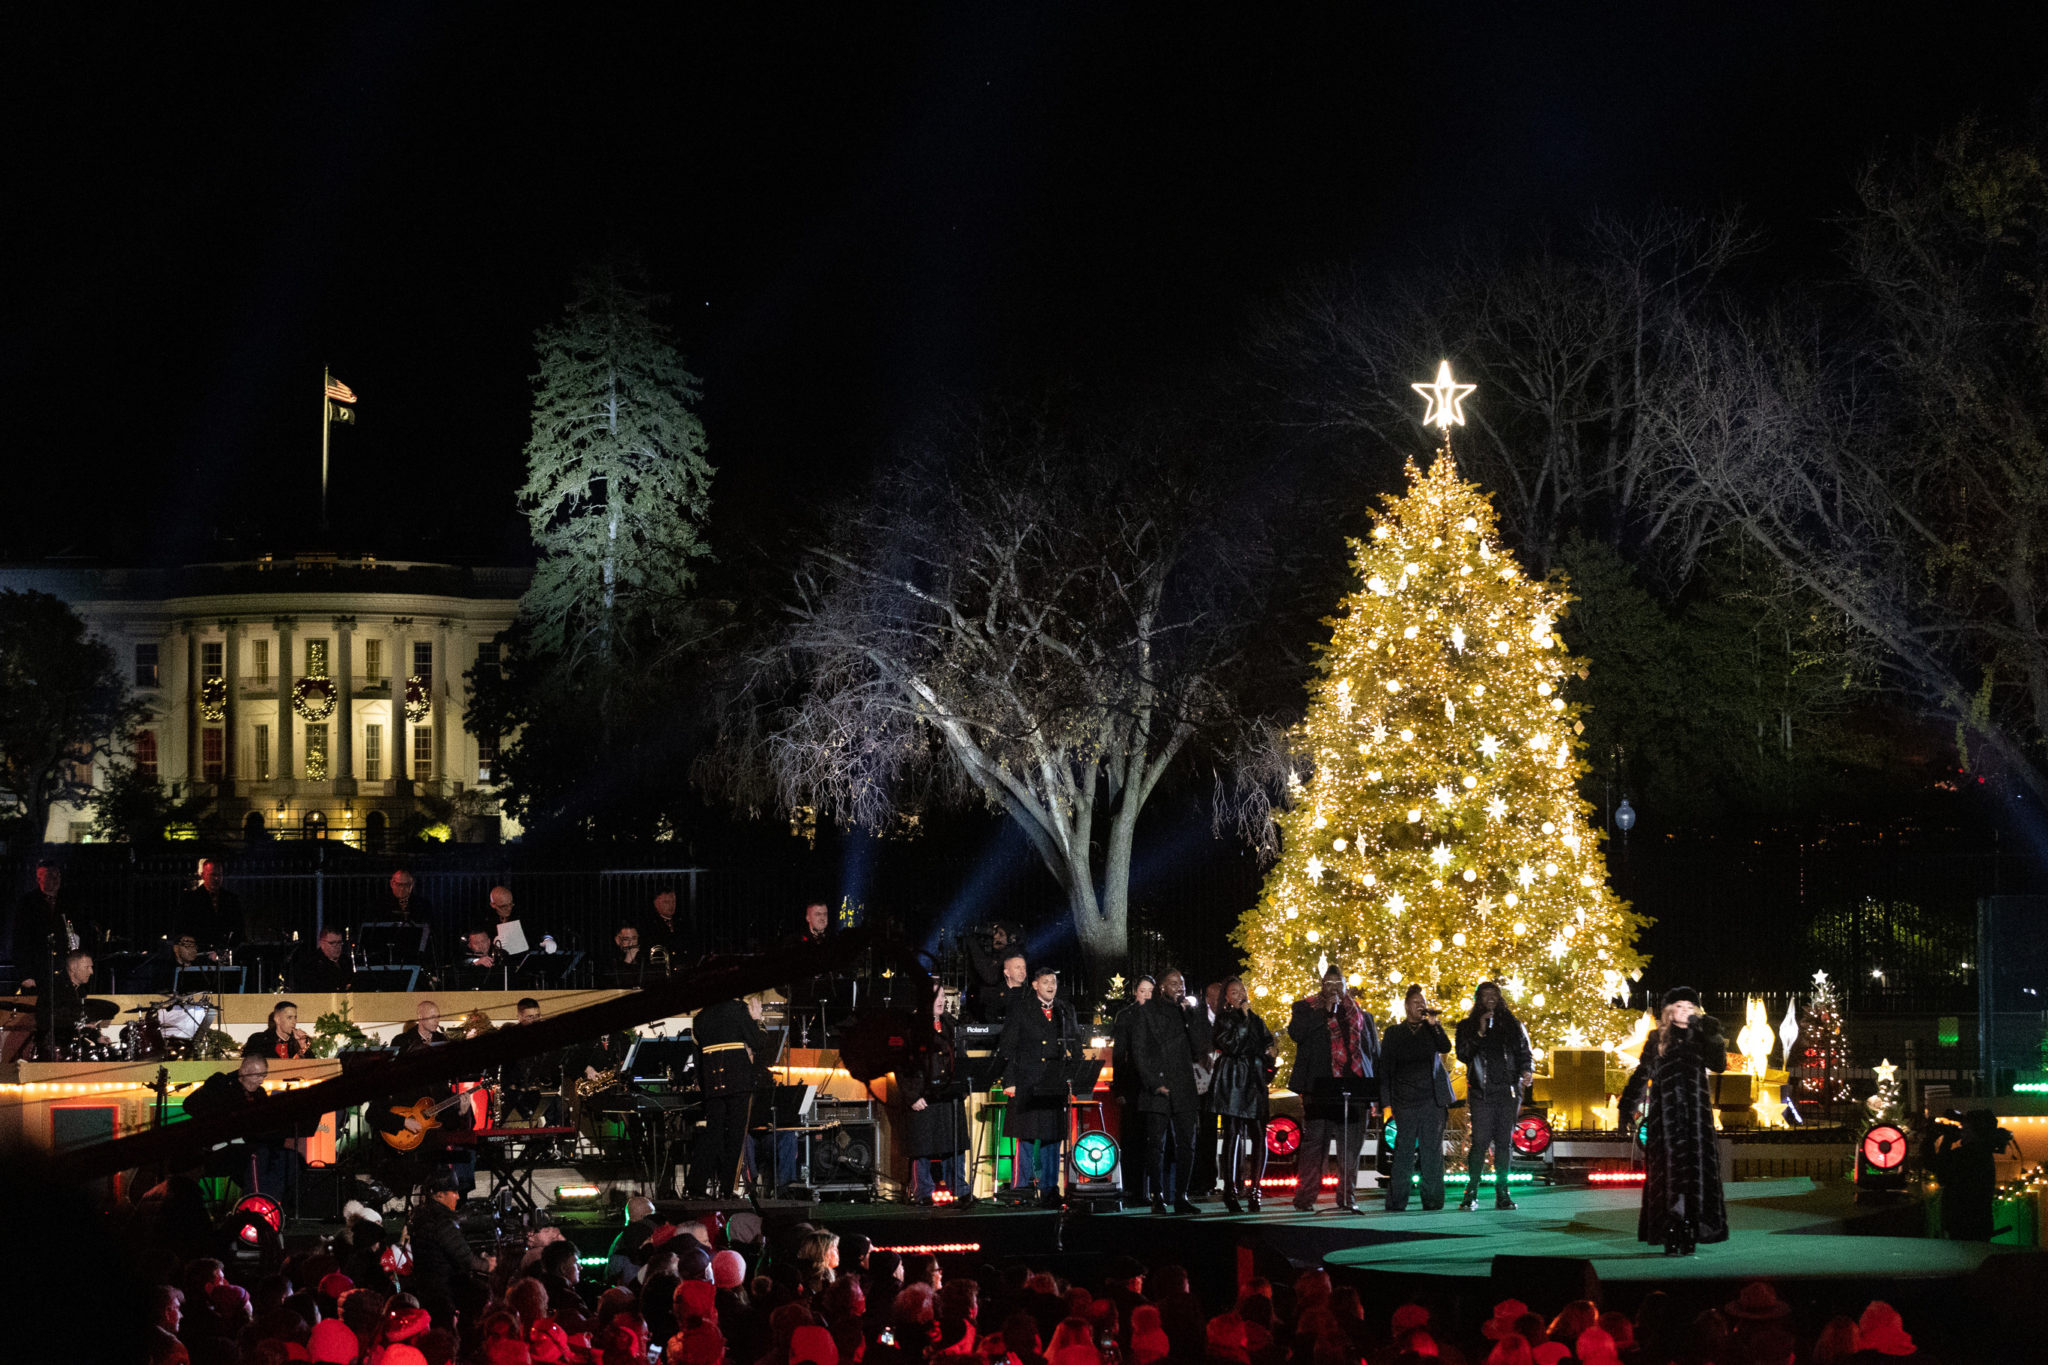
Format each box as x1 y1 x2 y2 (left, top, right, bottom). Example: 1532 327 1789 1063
1614 798 1637 835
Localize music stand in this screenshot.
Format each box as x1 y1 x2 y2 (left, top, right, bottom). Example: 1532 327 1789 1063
627 1038 699 1087
360 922 429 968
1312 1076 1375 1209
516 950 581 988
353 965 420 993
175 965 243 995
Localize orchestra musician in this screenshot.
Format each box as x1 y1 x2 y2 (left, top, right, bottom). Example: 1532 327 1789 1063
965 921 1022 1015
691 994 772 1198
896 981 973 1207
1380 984 1455 1213
500 997 566 1126
1131 967 1204 1215
1286 964 1380 1213
367 868 437 964
604 925 647 989
289 926 355 993
640 889 687 963
34 948 94 1058
996 965 1075 1207
787 901 838 1044
242 999 313 1059
367 1000 476 1194
1209 977 1276 1214
185 1055 302 1197
147 932 217 994
447 929 503 990
176 858 246 952
1109 975 1156 1208
9 858 92 994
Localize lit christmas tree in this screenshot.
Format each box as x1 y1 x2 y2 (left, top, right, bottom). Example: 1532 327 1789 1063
1798 968 1853 1111
1235 362 1648 1059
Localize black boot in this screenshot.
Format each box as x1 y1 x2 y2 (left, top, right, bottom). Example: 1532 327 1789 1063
1220 1123 1243 1214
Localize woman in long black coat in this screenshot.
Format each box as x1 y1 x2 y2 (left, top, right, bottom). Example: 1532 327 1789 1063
1208 978 1276 1213
997 968 1077 1202
1619 987 1730 1254
897 985 973 1205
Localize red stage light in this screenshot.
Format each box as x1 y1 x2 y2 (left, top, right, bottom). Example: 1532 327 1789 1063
1266 1116 1302 1156
236 1193 283 1233
1511 1114 1553 1157
1587 1170 1646 1185
1862 1124 1907 1171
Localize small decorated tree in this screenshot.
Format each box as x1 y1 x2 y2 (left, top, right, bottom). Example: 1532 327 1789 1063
1797 968 1852 1114
1235 363 1648 1060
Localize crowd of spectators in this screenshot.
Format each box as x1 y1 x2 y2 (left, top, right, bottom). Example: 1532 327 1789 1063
130 1185 1942 1365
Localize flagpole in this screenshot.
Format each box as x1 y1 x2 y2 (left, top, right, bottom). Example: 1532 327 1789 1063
321 366 331 535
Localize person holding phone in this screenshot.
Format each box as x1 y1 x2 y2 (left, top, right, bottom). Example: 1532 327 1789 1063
1380 984 1454 1212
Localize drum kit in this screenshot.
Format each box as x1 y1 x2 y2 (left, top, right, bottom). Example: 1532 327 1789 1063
43 992 223 1063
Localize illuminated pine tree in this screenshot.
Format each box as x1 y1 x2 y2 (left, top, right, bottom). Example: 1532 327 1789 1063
1235 363 1648 1061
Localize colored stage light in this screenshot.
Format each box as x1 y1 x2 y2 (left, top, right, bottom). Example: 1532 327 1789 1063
876 1242 983 1254
1072 1131 1119 1178
235 1193 283 1233
1586 1170 1646 1185
1861 1124 1906 1171
1511 1114 1553 1156
554 1184 602 1202
1266 1116 1302 1156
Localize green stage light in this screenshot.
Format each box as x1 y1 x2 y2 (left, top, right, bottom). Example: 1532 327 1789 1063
2013 1080 2048 1095
1072 1131 1118 1178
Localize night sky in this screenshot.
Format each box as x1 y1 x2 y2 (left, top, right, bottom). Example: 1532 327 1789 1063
8 8 2044 571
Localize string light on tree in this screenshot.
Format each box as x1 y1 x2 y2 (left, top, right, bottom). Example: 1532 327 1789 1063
1235 360 1648 1058
1799 969 1853 1109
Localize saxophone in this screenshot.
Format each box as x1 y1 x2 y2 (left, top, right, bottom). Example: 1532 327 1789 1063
575 1068 619 1098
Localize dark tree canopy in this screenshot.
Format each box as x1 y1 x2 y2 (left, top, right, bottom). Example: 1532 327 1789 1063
0 590 142 845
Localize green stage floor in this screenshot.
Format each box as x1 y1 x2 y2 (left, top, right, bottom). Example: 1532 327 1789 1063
1310 1178 1996 1283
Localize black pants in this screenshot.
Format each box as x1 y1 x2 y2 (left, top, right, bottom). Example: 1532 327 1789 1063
1189 1109 1220 1194
1296 1103 1369 1208
1463 1096 1517 1200
1386 1102 1448 1211
693 1093 752 1197
1221 1115 1267 1196
1121 1105 1151 1201
1145 1104 1198 1203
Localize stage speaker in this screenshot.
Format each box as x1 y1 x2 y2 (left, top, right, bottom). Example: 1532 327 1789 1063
296 1165 343 1222
1489 1254 1599 1314
810 1121 879 1187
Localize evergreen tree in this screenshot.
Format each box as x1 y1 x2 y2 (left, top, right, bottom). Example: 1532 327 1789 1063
518 261 713 667
1798 968 1853 1114
1236 402 1648 1058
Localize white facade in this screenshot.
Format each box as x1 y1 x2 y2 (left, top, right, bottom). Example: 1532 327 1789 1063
0 555 529 845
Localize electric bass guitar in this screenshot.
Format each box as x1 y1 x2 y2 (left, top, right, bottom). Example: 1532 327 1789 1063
379 1090 474 1151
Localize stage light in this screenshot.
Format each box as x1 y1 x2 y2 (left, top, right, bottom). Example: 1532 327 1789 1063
1857 1122 1909 1196
235 1193 283 1234
1587 1170 1645 1185
1071 1131 1119 1179
876 1242 982 1254
1266 1116 1302 1156
554 1184 601 1202
1511 1114 1553 1157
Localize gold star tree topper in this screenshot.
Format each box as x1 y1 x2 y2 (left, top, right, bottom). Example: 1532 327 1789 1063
1412 359 1477 429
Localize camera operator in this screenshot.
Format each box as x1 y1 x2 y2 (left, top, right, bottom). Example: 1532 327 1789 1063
966 922 1023 1018
1379 984 1454 1212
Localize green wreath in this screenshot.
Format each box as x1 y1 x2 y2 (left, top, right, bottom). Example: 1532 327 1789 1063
293 675 336 722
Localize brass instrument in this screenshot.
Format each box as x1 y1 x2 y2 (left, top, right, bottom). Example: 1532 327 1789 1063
575 1067 619 1098
647 945 672 977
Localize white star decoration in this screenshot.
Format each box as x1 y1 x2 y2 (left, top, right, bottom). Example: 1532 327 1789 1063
1479 734 1501 758
1385 892 1407 917
1371 724 1389 743
1429 843 1452 868
1412 359 1477 429
1450 625 1466 652
1486 795 1508 820
1434 783 1456 806
1304 855 1325 883
1517 864 1536 888
1873 1058 1898 1087
1812 969 1829 986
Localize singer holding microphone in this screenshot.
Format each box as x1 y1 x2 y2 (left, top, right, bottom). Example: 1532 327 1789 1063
1286 964 1380 1212
1379 984 1455 1212
1454 980 1533 1211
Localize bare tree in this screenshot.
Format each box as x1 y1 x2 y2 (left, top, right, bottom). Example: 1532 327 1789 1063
705 406 1262 981
1640 124 2048 799
1253 208 1753 579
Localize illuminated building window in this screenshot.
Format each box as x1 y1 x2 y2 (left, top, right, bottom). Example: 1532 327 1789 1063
364 638 383 684
252 639 269 685
364 724 383 782
65 746 94 788
134 643 159 689
201 641 224 680
306 724 329 780
413 640 433 684
135 729 158 780
478 731 499 783
413 728 434 782
251 725 270 781
202 729 224 781
306 638 329 676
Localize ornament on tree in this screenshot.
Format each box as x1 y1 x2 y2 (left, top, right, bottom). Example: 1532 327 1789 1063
1235 361 1648 1061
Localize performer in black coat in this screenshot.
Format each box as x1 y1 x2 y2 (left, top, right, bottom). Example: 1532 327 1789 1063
975 950 1030 1027
1380 985 1455 1212
639 889 688 966
1131 968 1204 1215
369 1001 476 1194
9 859 91 993
289 927 356 993
996 965 1076 1204
176 859 246 950
1454 980 1534 1211
1108 976 1156 1207
34 948 96 1058
405 1174 495 1329
897 984 974 1205
185 1055 302 1196
500 997 566 1126
1209 978 1276 1213
1620 987 1729 1254
691 995 770 1197
1285 965 1379 1212
965 922 1022 1012
241 1000 312 1059
363 869 438 965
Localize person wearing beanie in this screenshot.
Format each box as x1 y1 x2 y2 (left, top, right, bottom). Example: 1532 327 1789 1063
310 1319 360 1365
710 1248 747 1291
1853 1301 1917 1357
791 1324 840 1365
380 1348 427 1365
1618 987 1729 1255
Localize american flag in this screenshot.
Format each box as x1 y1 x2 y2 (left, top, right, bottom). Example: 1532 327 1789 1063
325 375 357 403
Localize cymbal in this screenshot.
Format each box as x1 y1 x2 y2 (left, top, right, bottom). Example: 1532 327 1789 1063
81 998 120 1023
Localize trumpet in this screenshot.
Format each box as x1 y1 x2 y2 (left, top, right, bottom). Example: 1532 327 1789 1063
575 1067 619 1098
